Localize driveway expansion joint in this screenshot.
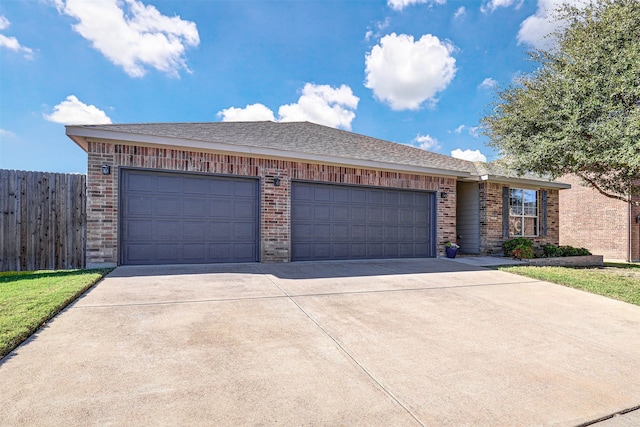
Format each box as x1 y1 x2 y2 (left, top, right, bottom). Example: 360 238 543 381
254 265 426 427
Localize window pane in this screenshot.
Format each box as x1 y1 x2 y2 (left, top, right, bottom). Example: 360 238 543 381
523 217 538 236
509 189 522 216
509 216 523 236
523 190 538 217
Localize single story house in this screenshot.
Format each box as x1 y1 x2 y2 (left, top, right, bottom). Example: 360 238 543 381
559 174 640 262
65 121 570 267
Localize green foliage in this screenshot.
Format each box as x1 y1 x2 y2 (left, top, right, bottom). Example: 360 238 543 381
543 244 592 257
511 244 535 260
0 269 111 358
499 265 640 306
503 237 533 257
482 0 640 202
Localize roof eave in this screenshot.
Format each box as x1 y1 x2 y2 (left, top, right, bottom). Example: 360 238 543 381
479 174 571 189
65 126 472 179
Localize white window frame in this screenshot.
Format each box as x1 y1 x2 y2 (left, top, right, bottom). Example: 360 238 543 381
509 188 538 237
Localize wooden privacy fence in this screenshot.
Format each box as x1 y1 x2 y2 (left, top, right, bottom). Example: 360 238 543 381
1 170 86 271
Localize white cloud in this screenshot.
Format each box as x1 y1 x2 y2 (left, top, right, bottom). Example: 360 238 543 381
364 18 390 42
453 6 466 19
412 134 441 151
218 83 359 130
0 15 33 59
454 124 465 134
365 33 457 111
44 95 112 125
517 0 585 48
278 83 359 130
218 103 275 122
387 0 446 12
481 0 523 13
451 148 487 162
0 128 16 138
468 126 481 137
54 0 199 78
479 77 497 89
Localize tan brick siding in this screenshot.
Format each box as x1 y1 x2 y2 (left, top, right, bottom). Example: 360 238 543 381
559 174 640 261
479 182 559 254
86 141 455 264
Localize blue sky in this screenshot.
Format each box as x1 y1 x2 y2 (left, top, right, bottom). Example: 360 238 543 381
0 0 575 173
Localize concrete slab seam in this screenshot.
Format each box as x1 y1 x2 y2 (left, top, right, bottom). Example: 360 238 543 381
253 265 425 427
576 405 640 427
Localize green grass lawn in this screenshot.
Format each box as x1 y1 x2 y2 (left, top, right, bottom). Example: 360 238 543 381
499 263 640 306
0 269 111 359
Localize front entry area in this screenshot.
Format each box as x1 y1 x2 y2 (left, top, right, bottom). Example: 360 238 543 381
119 169 259 265
291 182 436 261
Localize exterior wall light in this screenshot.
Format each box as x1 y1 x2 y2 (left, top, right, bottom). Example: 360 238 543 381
102 165 111 175
440 191 447 199
273 177 281 187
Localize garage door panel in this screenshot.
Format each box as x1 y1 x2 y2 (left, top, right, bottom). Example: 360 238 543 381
124 220 153 239
351 224 366 240
126 173 154 192
183 177 207 194
156 176 183 193
156 244 180 261
291 182 434 261
234 243 257 261
234 222 256 239
234 201 255 218
184 244 207 261
314 205 331 220
210 200 232 217
125 244 154 262
209 180 232 196
126 196 153 216
314 224 331 240
120 170 258 265
183 199 207 217
155 221 181 239
155 198 181 216
184 222 207 239
234 180 256 197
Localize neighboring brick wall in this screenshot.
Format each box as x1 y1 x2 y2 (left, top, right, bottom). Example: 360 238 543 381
86 141 455 265
479 182 560 254
560 174 640 261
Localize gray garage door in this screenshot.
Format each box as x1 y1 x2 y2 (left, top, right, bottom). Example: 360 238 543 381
291 182 435 261
120 169 258 265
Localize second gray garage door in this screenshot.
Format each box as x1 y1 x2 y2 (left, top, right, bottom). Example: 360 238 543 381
292 182 436 261
120 169 259 265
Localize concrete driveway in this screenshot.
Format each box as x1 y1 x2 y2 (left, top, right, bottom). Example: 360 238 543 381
1 259 639 426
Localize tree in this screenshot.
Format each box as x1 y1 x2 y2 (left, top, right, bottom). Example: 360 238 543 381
482 0 640 203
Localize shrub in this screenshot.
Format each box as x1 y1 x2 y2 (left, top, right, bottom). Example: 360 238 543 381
503 237 532 257
511 244 534 260
543 244 592 257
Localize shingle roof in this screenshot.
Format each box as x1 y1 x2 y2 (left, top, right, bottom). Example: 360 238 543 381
68 121 476 175
66 120 568 187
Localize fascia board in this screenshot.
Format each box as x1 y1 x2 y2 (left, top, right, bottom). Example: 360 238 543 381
480 174 571 189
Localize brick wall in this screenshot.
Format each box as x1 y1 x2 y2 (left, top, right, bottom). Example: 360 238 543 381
479 182 560 254
559 174 640 261
86 141 455 265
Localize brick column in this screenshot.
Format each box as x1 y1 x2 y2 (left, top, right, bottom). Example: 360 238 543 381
86 142 118 267
437 177 457 256
260 167 290 262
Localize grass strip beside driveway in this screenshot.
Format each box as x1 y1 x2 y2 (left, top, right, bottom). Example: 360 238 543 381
0 269 111 359
499 264 640 306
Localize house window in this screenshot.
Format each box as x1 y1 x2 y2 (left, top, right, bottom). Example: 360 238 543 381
509 188 538 236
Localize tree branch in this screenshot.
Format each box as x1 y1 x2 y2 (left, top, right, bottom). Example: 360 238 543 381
575 172 639 205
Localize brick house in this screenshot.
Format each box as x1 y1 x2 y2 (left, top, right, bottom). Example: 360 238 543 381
559 174 640 262
65 121 569 267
